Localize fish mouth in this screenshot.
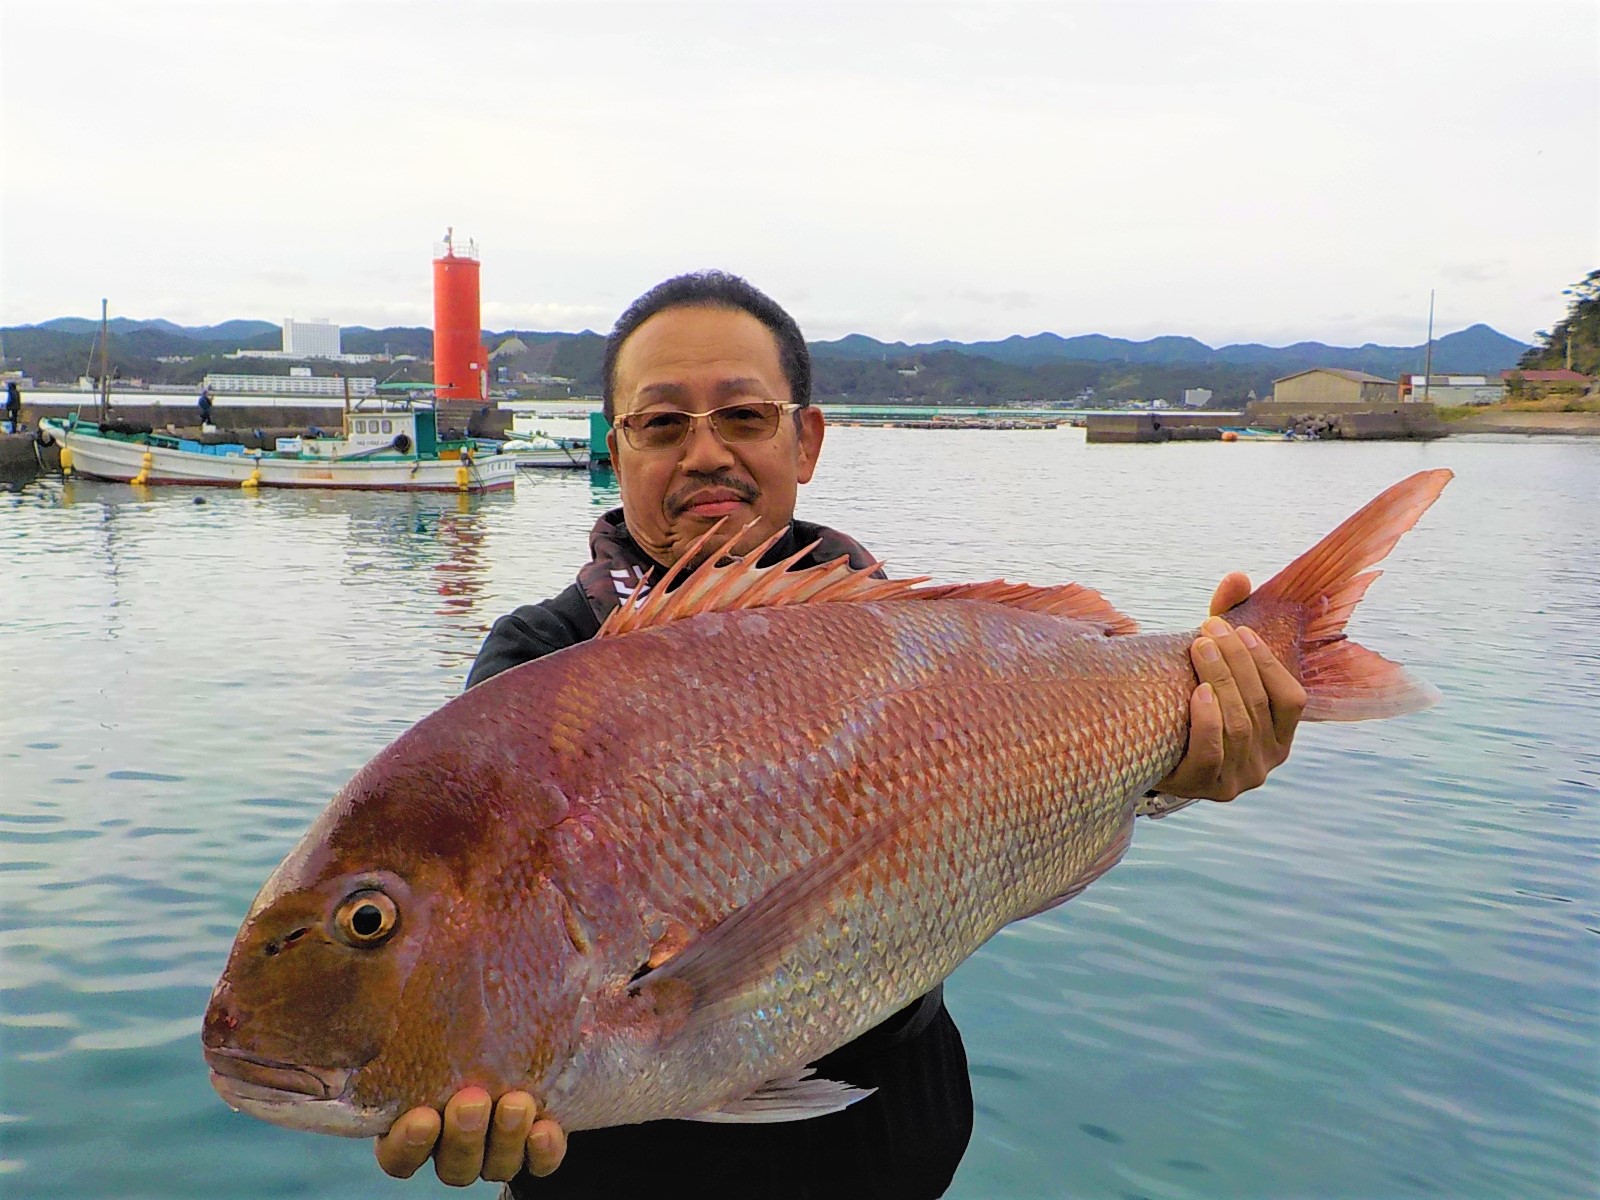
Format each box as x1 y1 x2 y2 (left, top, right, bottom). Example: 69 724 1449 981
204 1046 352 1102
206 1049 392 1137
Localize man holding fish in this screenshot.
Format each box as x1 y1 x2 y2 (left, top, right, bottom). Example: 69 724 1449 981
372 271 1308 1195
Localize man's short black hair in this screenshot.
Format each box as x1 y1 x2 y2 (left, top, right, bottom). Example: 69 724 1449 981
601 270 811 421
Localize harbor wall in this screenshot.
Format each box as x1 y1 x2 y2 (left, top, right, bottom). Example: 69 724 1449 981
1085 413 1237 443
1244 401 1448 440
0 433 61 473
1085 404 1447 443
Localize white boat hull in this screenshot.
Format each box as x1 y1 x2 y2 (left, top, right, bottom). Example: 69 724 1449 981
47 423 517 492
507 447 590 470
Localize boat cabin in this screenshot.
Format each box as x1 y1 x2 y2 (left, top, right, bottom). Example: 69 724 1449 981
281 397 441 458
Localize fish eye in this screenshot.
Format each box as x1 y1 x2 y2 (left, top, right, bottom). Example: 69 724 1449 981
333 890 399 947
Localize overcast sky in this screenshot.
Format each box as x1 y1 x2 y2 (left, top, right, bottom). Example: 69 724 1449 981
2 1 1596 346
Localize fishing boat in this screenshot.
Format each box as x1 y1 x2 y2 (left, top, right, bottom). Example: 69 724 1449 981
496 412 590 469
41 394 517 492
490 432 590 470
1219 426 1290 442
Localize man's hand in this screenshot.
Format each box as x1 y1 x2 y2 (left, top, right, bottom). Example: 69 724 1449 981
375 1088 567 1186
1156 572 1307 802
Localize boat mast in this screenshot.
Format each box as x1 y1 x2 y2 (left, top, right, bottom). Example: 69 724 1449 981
98 298 111 422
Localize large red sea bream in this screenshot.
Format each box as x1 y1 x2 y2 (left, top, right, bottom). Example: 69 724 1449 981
204 470 1452 1136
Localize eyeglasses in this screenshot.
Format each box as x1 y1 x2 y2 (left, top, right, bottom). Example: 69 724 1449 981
614 401 801 451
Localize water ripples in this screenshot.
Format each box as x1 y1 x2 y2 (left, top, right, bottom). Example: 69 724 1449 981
2 434 1597 1197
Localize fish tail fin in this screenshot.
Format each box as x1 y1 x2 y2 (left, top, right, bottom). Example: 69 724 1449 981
1234 469 1452 722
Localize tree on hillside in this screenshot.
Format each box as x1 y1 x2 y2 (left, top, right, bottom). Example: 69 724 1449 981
1518 269 1600 375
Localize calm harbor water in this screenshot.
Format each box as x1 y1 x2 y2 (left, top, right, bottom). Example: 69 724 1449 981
1 429 1596 1199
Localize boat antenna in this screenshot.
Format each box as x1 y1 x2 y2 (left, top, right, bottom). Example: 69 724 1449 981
98 298 111 422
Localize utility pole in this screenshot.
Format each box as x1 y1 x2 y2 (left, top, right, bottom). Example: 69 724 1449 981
98 299 111 423
1422 289 1434 404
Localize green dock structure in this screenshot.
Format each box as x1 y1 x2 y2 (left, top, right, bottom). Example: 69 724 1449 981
590 410 613 467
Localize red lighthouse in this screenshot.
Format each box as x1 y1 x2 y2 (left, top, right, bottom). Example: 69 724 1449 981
433 229 487 417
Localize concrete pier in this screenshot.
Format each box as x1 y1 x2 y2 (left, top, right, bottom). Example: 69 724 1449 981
1085 413 1236 443
1085 404 1447 443
1243 401 1447 440
0 431 61 474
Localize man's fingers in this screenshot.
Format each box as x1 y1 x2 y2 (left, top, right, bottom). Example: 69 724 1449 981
1185 681 1223 786
527 1117 568 1177
1240 627 1308 751
481 1093 537 1183
375 1107 442 1180
1206 617 1271 737
1194 626 1252 756
434 1088 492 1186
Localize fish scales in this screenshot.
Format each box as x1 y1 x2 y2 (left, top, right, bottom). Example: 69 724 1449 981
203 470 1449 1139
519 601 1194 1128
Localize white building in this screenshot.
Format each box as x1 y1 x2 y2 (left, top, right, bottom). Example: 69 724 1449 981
1398 374 1505 406
1183 388 1213 407
203 373 377 398
282 318 341 358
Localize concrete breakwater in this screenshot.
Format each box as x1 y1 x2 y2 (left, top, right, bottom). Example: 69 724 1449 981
0 431 61 474
1087 404 1449 444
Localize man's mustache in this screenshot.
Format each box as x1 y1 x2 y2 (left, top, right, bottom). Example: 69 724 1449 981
667 473 759 518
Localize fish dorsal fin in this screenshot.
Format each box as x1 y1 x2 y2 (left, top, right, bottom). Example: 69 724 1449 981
904 580 1139 635
597 520 1138 637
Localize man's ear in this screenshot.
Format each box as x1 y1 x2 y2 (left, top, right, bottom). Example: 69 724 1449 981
795 406 825 484
606 428 620 463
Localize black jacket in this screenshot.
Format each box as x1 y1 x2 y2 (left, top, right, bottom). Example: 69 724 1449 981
473 512 973 1199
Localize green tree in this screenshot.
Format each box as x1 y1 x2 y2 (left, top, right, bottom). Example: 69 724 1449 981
1518 269 1600 375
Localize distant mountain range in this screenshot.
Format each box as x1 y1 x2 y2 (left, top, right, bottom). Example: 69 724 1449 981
3 315 1530 406
30 317 283 343
810 323 1528 376
14 316 1528 375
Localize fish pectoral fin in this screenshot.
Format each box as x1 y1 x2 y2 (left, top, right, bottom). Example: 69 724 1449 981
682 1068 876 1124
629 806 921 1032
1135 791 1202 819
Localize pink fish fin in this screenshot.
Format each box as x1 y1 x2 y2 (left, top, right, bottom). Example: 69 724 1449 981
1010 814 1135 922
628 806 923 1032
1135 792 1202 820
907 580 1138 635
596 520 1137 637
597 517 933 638
682 1068 876 1123
1235 468 1452 722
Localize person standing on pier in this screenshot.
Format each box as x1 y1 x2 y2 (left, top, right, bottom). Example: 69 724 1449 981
197 385 214 429
372 270 1308 1198
4 380 20 433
